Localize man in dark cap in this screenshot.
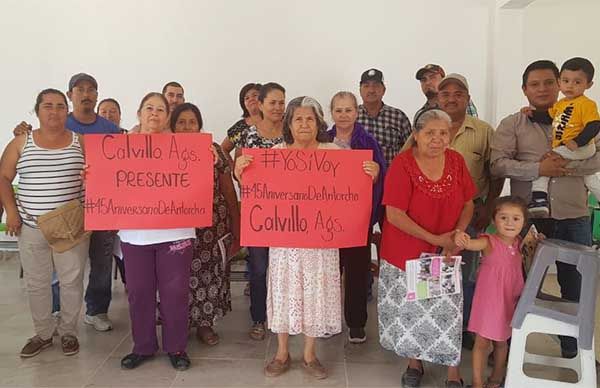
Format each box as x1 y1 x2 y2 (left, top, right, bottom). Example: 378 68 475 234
357 68 411 167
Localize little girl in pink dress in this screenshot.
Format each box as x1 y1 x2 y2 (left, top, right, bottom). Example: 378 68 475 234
454 196 531 388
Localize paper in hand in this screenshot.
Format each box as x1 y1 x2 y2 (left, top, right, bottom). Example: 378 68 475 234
520 224 539 274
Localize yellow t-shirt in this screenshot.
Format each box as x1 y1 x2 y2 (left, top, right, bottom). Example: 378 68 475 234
550 95 600 148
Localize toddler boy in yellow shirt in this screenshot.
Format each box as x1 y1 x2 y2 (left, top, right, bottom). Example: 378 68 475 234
527 57 600 217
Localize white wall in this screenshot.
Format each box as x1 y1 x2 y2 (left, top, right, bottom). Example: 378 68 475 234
493 0 600 123
0 0 490 148
1 0 598 152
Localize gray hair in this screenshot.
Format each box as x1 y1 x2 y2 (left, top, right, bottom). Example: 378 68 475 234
283 96 330 144
329 91 358 112
402 108 452 150
414 108 452 132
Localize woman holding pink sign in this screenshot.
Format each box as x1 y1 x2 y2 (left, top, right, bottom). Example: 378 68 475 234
236 96 379 380
118 92 195 372
377 108 475 388
170 102 240 347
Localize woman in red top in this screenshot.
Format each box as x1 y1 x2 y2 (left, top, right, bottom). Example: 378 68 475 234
378 108 475 388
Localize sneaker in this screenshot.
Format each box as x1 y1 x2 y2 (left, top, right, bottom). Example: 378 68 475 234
264 354 291 377
528 191 549 218
121 353 154 369
348 327 367 344
302 358 327 379
20 335 52 358
84 313 113 331
168 352 191 371
61 335 79 356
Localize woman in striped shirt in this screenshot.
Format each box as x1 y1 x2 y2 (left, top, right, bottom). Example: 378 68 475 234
0 88 89 359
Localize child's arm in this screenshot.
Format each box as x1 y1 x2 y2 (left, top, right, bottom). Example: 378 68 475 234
453 232 491 256
570 120 600 148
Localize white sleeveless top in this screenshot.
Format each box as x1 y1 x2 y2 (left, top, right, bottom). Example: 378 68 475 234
16 131 84 228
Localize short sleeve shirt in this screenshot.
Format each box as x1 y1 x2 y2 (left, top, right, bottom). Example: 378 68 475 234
66 114 121 134
380 148 476 270
449 116 494 198
549 95 600 147
243 125 284 149
227 119 251 148
357 103 411 167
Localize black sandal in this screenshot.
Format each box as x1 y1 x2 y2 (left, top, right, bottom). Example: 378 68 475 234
168 351 191 371
120 353 153 369
445 378 464 388
401 366 424 387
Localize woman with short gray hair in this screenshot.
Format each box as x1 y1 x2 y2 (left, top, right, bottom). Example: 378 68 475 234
327 91 385 344
377 108 475 388
236 96 378 380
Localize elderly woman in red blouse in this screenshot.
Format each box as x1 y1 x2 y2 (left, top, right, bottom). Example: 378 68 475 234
377 108 475 388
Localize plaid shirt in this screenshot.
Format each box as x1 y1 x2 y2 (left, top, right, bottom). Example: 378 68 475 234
466 99 478 117
357 103 411 166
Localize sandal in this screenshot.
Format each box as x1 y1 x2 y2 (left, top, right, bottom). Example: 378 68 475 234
401 366 424 387
264 354 291 377
445 379 464 388
196 326 219 346
249 322 266 341
302 357 327 379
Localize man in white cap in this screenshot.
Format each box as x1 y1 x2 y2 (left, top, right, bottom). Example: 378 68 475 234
414 64 479 122
357 68 411 167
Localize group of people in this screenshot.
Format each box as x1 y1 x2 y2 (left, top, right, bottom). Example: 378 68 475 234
0 56 598 388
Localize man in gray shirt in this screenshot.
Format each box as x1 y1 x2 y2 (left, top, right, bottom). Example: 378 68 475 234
491 60 600 358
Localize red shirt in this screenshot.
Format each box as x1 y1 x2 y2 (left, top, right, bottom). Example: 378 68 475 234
380 148 476 270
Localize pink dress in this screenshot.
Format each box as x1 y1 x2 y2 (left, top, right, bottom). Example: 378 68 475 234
467 234 525 341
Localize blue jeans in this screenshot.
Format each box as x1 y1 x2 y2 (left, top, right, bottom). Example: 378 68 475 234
85 231 116 316
247 247 268 323
553 216 591 355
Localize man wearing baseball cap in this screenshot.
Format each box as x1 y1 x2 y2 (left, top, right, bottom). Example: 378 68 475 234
437 73 504 351
357 68 411 167
65 73 121 134
414 64 479 122
66 73 120 334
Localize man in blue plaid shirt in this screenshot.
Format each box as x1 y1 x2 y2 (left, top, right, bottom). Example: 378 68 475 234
357 69 412 167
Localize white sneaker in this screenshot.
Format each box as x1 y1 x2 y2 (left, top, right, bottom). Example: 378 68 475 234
84 313 113 331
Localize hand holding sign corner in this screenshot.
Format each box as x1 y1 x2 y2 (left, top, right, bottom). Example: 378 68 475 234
239 147 373 249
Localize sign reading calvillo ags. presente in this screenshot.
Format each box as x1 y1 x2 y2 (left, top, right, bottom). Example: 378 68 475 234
84 133 214 230
240 147 373 248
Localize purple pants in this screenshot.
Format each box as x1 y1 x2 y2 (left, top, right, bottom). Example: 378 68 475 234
122 239 193 355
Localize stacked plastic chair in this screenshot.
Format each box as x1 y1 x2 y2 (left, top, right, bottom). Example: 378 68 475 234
505 239 599 387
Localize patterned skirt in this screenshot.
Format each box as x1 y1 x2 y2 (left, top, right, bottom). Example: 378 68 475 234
377 259 463 366
188 229 232 328
267 247 342 337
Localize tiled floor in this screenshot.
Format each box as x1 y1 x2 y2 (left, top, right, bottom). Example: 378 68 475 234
0 252 597 388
